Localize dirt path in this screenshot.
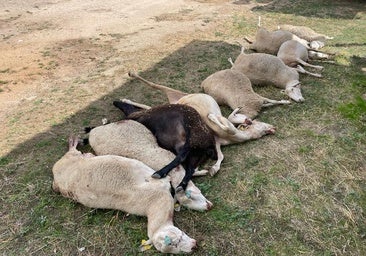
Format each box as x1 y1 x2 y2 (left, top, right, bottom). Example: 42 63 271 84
0 0 255 156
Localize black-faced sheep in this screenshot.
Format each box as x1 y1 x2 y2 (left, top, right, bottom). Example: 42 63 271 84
86 120 213 211
113 101 217 191
52 136 197 254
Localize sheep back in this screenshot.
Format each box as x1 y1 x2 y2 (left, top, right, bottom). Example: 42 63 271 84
279 24 329 42
232 53 299 89
251 28 294 55
201 69 263 119
89 120 175 171
277 40 309 67
127 104 216 151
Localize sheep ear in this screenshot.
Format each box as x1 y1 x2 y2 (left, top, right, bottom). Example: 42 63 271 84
164 236 172 245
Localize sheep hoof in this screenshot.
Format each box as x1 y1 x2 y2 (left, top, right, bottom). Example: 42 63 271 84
209 166 219 176
151 172 162 179
193 169 209 176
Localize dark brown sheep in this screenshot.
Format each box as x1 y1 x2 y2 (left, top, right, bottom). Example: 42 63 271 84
113 101 218 192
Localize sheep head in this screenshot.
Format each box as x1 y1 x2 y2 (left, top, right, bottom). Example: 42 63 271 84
175 186 213 211
238 120 276 138
284 81 304 102
169 166 212 211
152 226 196 254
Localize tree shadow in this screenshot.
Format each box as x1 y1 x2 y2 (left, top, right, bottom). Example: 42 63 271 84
1 40 242 253
237 0 366 20
2 39 240 176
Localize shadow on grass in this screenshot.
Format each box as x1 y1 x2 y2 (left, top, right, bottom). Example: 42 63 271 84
235 0 366 20
0 40 241 254
332 42 366 48
4 40 239 156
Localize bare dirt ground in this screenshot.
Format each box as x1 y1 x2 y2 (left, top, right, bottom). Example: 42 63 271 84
0 0 257 156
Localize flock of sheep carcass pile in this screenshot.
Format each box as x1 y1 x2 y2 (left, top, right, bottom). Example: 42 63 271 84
52 24 333 253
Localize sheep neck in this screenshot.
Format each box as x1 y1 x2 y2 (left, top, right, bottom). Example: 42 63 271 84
226 129 254 144
146 194 175 238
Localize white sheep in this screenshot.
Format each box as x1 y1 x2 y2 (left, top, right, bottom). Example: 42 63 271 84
52 135 197 254
244 27 310 55
229 48 305 102
277 39 325 77
125 72 276 176
87 120 213 211
201 69 291 119
278 24 333 43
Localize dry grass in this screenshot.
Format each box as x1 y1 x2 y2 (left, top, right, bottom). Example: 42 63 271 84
1 0 366 255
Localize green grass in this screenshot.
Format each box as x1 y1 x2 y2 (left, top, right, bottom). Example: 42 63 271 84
1 1 366 255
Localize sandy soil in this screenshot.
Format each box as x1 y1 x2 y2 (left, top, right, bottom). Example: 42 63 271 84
0 0 256 156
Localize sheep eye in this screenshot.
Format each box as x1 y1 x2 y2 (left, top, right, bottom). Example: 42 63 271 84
164 236 172 246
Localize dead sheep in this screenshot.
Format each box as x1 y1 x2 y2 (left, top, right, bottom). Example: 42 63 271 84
230 48 305 102
125 72 276 176
127 71 251 126
201 69 291 119
278 24 333 45
244 27 310 55
86 120 213 211
113 101 217 191
52 136 197 254
277 39 325 77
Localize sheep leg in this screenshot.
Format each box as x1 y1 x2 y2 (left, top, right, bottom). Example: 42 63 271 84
228 57 234 67
308 50 329 60
209 140 224 176
261 98 291 107
243 37 253 44
68 135 79 150
176 165 195 192
152 144 190 179
120 98 151 110
296 58 324 70
193 168 209 176
227 108 252 126
207 113 237 135
295 65 322 78
113 100 142 116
